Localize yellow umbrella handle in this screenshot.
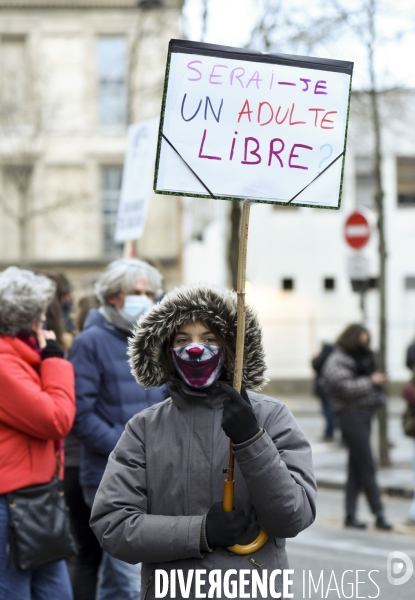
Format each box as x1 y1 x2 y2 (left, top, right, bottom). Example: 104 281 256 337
223 479 268 554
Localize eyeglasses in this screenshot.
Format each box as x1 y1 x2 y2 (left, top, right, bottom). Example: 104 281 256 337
129 291 155 299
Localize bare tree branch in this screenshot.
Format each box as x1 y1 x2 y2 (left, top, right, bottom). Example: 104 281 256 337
201 0 209 43
0 193 19 222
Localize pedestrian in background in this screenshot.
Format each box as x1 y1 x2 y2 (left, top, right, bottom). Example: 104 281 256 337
404 335 415 526
0 267 75 600
69 258 169 600
90 286 317 599
74 292 100 333
64 290 102 600
51 272 75 335
406 336 415 372
322 323 392 530
44 273 74 355
312 337 337 441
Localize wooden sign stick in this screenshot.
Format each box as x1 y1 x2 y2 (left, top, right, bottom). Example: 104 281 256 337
223 201 268 555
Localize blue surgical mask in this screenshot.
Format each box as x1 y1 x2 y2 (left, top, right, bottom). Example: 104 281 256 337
119 295 153 322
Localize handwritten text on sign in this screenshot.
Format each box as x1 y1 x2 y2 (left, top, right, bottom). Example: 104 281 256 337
156 45 352 208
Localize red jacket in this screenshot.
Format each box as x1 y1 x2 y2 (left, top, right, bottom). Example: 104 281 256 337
0 336 76 494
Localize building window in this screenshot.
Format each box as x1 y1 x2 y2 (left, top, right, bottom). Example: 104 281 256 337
0 36 29 125
96 36 127 126
405 276 415 290
324 277 335 291
397 157 415 206
101 166 124 257
355 156 376 208
282 278 294 291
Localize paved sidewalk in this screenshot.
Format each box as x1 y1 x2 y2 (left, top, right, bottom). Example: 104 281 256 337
278 395 415 498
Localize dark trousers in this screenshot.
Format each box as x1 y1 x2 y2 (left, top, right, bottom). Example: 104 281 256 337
320 395 337 438
338 410 383 517
63 467 102 600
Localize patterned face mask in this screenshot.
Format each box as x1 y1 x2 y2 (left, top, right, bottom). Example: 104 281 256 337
171 342 223 389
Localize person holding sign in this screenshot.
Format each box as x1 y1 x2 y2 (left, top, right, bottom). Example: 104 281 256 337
90 285 317 599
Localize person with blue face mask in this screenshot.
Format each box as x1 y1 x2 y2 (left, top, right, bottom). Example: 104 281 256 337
68 259 169 600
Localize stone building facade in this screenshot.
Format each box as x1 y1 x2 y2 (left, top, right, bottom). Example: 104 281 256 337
0 0 183 289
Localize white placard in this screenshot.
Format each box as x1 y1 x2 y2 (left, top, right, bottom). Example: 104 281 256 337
115 117 159 243
155 41 353 209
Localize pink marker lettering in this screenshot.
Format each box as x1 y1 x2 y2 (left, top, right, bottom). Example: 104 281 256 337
246 71 262 89
289 144 313 169
209 64 228 85
229 131 238 161
268 138 285 167
314 80 327 95
198 129 222 160
187 60 202 81
241 137 261 165
300 78 311 91
230 67 245 88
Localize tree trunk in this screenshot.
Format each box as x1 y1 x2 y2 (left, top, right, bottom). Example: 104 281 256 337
368 1 390 466
4 165 32 269
228 201 241 289
19 211 29 268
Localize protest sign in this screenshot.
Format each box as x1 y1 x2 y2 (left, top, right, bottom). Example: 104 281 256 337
155 40 353 209
115 117 159 243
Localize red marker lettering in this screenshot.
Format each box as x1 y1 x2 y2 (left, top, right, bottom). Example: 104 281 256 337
289 103 306 126
275 106 289 125
237 100 253 123
258 102 274 126
321 111 337 129
308 108 325 127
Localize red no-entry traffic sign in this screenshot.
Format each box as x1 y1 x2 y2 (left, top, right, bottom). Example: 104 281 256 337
344 211 371 249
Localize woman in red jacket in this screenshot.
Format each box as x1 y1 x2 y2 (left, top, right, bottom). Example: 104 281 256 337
0 267 76 600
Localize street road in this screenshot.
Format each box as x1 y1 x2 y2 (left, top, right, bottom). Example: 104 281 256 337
286 490 415 600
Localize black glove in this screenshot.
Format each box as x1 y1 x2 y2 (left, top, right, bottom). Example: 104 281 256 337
205 501 251 548
41 339 64 360
219 383 260 444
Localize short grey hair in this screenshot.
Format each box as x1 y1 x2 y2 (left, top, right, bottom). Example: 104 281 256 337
0 267 56 336
95 258 163 304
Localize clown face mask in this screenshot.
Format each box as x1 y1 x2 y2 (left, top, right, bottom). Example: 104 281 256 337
171 342 223 389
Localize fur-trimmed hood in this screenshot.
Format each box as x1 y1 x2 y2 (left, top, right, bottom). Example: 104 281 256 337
128 285 268 391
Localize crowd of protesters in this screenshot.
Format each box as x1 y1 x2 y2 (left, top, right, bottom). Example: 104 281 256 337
0 260 415 600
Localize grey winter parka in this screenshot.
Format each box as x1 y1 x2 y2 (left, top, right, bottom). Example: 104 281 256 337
89 286 317 599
